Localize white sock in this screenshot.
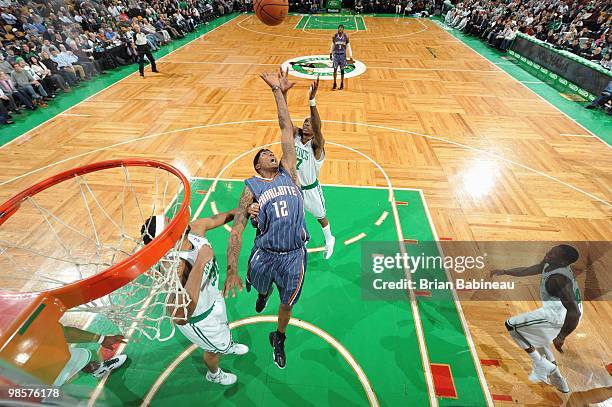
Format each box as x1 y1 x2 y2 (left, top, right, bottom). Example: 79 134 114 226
322 224 333 243
538 346 555 363
527 351 542 363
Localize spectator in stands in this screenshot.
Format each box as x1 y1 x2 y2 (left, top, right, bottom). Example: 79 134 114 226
20 44 37 63
5 47 18 65
40 51 79 87
0 93 15 125
0 71 37 110
590 47 604 62
601 53 612 71
58 43 98 78
50 48 88 81
10 62 50 103
71 37 106 74
500 26 518 52
0 0 225 124
444 0 610 64
105 27 119 42
0 84 20 116
567 38 581 54
142 17 171 44
0 54 13 73
29 55 71 93
41 39 60 56
17 58 55 96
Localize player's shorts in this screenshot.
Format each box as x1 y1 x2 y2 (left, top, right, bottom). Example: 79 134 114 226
506 307 565 348
53 347 93 386
333 53 347 69
177 297 233 354
247 246 307 306
302 181 326 219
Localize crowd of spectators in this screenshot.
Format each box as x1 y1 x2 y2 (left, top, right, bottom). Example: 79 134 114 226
443 0 611 71
0 0 248 126
1 0 609 127
355 0 432 15
288 0 433 16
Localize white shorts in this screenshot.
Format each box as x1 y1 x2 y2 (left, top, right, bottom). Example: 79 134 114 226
177 297 233 354
303 184 326 219
506 307 564 349
53 347 92 387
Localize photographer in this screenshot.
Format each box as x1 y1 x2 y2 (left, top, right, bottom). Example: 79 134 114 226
585 80 612 114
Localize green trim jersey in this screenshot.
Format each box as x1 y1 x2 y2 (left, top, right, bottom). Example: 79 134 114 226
295 132 324 187
178 234 221 317
540 263 582 316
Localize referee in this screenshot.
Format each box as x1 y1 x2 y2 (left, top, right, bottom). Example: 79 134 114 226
132 24 158 77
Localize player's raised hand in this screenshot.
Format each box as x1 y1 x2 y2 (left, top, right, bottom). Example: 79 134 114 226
278 67 295 94
223 273 244 298
260 71 281 89
309 77 319 100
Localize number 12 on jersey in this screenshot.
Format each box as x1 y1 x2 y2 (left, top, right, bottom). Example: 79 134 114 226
273 200 288 218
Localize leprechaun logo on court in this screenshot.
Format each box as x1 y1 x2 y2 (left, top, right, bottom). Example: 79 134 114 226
282 55 367 80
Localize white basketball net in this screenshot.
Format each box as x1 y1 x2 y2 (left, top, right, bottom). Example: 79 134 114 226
0 163 191 341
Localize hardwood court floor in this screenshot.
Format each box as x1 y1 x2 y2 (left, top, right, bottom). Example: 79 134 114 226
0 14 610 406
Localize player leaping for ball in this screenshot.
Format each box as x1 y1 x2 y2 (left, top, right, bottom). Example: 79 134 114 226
249 77 335 259
224 68 309 369
330 24 352 90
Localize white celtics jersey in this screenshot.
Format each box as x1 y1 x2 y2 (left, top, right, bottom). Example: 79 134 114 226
295 133 324 187
540 264 582 316
177 234 222 317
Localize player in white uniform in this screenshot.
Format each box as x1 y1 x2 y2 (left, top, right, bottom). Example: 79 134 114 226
296 78 335 259
491 244 582 393
141 210 249 386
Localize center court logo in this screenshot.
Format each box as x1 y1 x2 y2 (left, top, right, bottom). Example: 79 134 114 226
281 55 367 80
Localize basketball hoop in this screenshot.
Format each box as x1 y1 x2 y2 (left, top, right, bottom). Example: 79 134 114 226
0 158 192 352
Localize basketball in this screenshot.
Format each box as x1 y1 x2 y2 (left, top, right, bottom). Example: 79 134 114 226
254 0 288 26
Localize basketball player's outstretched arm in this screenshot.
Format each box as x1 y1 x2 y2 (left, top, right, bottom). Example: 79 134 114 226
491 262 544 277
224 186 252 297
190 209 238 236
62 326 126 349
309 77 325 159
546 275 581 352
260 68 299 183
